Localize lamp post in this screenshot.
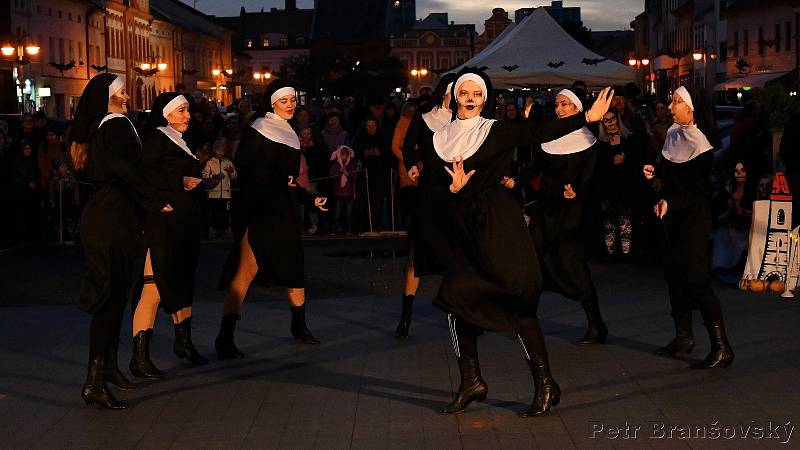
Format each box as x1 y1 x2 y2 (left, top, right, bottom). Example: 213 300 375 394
212 67 235 104
627 56 650 93
691 45 718 88
2 38 41 113
409 67 428 96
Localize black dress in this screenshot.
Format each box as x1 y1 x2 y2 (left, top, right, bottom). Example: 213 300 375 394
141 130 204 314
219 126 316 289
657 151 719 315
80 116 162 314
424 114 587 332
528 145 598 304
402 112 450 276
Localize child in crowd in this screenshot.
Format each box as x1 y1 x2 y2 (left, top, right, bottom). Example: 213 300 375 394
330 145 357 234
202 140 236 238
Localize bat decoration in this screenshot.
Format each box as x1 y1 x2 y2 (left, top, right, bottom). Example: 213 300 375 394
547 61 564 69
133 66 159 77
181 69 198 76
49 61 76 74
581 57 608 66
501 64 520 72
90 64 108 72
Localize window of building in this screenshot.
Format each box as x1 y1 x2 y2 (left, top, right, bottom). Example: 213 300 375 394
787 22 792 52
48 7 51 16
280 37 288 46
758 27 764 54
245 39 253 48
776 24 782 53
69 40 74 62
296 37 305 47
58 38 64 63
68 12 72 20
262 38 270 47
49 36 54 62
78 41 83 63
77 15 81 23
720 41 727 62
58 10 61 18
733 31 738 57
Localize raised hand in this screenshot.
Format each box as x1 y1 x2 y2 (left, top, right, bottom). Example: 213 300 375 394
315 197 329 211
161 204 174 212
501 176 516 189
563 184 577 199
585 87 614 123
444 157 475 193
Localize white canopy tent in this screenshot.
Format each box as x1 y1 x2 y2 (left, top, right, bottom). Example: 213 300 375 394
452 8 634 86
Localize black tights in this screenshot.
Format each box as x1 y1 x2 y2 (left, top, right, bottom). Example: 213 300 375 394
89 297 127 360
447 314 549 362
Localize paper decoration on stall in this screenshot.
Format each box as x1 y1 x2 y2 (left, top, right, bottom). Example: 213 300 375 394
743 172 793 282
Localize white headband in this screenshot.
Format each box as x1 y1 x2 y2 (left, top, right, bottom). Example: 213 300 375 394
454 73 487 101
271 87 296 106
108 76 125 99
557 89 583 112
445 82 453 95
674 86 694 111
162 95 188 119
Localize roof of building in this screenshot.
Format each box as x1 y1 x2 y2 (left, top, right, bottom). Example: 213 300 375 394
150 0 229 39
214 7 314 47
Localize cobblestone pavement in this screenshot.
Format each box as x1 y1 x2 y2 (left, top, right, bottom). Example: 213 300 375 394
0 240 798 449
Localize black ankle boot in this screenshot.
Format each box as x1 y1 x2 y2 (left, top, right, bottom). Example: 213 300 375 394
691 322 734 369
82 356 128 410
215 314 244 359
576 300 608 345
105 339 136 390
394 295 414 339
519 354 561 417
173 318 208 365
290 305 320 345
130 329 165 379
440 356 488 414
655 314 695 356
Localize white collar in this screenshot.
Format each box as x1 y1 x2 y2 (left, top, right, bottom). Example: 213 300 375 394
541 126 596 155
432 115 496 162
251 112 300 150
157 126 196 159
662 123 713 163
421 106 452 132
99 113 140 146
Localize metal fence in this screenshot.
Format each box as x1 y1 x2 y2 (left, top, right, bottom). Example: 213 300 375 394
51 167 408 244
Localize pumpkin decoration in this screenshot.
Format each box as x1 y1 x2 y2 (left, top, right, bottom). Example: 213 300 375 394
770 280 786 293
749 279 768 292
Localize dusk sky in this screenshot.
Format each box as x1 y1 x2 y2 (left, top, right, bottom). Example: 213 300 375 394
184 0 641 32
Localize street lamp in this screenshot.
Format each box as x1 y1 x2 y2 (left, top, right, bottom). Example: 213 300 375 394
2 38 41 113
627 56 651 93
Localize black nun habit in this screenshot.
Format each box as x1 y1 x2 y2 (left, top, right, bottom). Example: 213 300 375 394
422 69 598 418
140 92 203 315
527 88 608 344
74 73 165 410
649 85 734 369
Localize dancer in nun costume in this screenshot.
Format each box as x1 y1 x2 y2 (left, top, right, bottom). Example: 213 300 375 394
71 74 172 410
393 73 457 339
129 93 208 380
527 89 608 344
643 85 734 369
423 69 613 416
216 80 329 358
